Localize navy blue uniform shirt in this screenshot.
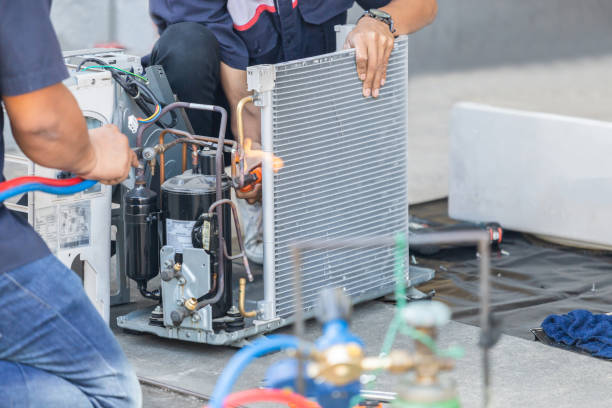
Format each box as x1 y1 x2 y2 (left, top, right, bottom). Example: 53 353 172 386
0 0 69 273
150 0 390 69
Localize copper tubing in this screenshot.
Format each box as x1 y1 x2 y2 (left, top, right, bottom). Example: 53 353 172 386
135 102 231 180
159 132 165 184
206 198 253 283
136 103 230 317
157 128 240 184
239 278 257 318
157 139 215 183
236 96 254 188
197 272 218 302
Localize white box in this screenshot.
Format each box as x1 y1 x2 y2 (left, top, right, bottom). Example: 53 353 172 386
449 102 612 248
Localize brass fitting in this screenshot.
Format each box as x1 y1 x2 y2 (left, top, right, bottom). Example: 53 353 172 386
361 350 415 374
184 297 198 311
307 343 364 386
173 263 182 272
239 278 257 318
150 157 156 176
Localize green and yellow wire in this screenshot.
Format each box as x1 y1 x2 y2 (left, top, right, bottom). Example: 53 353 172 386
81 64 149 82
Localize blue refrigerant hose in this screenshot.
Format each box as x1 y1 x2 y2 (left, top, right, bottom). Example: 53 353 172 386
209 334 301 408
0 180 97 202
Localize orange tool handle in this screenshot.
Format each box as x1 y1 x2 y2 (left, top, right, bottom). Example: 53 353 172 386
239 167 262 193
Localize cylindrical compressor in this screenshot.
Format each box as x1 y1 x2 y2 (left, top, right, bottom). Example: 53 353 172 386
124 183 161 298
161 149 233 317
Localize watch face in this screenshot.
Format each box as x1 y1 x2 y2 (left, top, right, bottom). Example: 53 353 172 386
370 9 391 19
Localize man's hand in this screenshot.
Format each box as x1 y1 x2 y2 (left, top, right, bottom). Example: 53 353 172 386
344 0 437 98
76 125 139 185
345 16 395 99
235 140 263 204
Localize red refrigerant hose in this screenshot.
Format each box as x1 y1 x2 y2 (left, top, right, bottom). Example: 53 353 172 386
216 389 320 408
0 176 83 192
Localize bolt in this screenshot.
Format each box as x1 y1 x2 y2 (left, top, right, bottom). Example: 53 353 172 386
191 314 201 322
176 299 183 306
178 277 186 285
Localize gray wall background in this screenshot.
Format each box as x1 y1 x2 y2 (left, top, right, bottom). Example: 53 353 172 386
52 0 612 74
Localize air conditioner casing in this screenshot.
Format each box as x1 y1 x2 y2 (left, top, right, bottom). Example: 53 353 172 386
3 69 113 322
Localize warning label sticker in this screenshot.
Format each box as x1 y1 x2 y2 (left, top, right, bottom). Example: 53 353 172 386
35 206 58 253
166 219 196 253
59 202 91 249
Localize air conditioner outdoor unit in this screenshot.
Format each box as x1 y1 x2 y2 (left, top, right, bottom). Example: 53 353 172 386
117 30 434 345
3 69 114 322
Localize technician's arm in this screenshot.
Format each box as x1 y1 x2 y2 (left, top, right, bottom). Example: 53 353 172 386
345 0 437 97
4 83 137 185
220 63 262 203
220 62 261 146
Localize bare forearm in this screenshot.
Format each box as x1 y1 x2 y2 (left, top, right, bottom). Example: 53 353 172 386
4 83 95 175
220 62 261 146
382 0 437 35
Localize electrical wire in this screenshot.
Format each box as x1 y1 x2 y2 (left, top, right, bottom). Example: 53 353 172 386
0 180 97 203
0 176 83 192
220 388 320 408
77 59 174 128
208 335 301 408
137 104 161 123
81 65 149 83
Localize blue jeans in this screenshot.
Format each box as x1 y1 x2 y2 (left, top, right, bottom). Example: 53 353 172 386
0 255 142 407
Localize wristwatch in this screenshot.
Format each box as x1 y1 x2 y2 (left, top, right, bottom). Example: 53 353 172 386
360 8 396 34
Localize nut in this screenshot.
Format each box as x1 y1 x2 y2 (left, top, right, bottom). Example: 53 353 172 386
184 297 198 311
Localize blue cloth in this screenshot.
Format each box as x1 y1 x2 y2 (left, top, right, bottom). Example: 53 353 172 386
0 0 69 274
0 255 142 407
541 310 612 358
149 0 391 70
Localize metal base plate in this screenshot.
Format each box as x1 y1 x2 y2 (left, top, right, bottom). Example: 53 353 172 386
116 267 434 346
117 307 283 346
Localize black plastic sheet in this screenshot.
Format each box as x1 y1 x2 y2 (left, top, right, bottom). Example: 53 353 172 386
411 200 612 340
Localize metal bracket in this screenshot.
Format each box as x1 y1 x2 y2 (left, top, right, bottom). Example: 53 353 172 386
247 65 276 93
258 300 276 321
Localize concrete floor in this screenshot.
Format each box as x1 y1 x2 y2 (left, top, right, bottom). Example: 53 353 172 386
114 298 612 408
141 384 205 408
